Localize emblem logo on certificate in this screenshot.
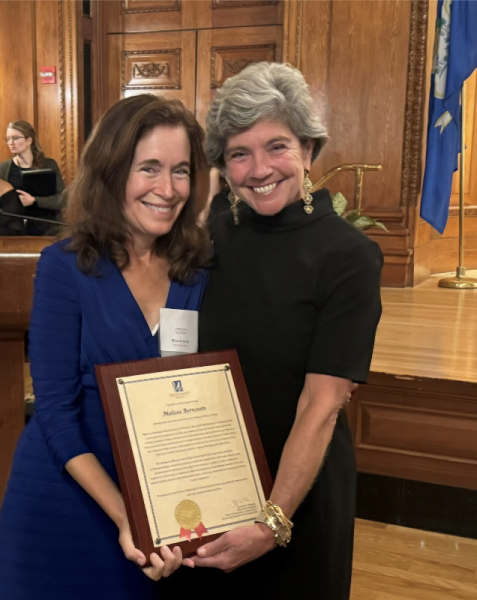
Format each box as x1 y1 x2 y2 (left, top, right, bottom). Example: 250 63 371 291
96 351 272 562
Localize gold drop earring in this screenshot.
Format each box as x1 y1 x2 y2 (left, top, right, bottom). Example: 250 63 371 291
303 169 314 214
228 190 241 225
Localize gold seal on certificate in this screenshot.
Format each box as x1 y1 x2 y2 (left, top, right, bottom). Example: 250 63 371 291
95 350 273 563
175 500 201 530
175 499 208 541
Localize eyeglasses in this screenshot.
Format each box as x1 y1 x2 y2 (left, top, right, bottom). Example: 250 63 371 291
5 136 26 143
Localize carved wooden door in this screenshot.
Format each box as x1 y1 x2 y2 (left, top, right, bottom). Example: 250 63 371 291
196 25 282 126
106 1 283 118
108 30 197 111
107 1 282 33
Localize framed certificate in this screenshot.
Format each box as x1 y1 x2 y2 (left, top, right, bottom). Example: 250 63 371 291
95 350 273 563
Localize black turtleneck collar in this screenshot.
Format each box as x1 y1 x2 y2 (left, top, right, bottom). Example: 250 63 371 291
240 188 336 232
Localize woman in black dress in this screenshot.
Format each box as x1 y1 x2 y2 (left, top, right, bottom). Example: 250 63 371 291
1 120 65 234
175 62 383 599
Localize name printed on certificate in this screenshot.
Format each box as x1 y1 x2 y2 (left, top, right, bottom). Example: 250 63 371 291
116 364 266 546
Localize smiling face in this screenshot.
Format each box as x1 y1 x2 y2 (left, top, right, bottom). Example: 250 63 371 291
124 125 191 248
224 121 313 216
6 127 31 156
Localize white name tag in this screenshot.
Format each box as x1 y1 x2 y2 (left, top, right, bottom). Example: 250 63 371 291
159 308 198 356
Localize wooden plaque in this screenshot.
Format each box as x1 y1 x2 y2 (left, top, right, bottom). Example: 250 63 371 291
95 350 273 563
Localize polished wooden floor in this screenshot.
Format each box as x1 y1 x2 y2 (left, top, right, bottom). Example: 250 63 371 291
371 271 477 383
352 519 477 600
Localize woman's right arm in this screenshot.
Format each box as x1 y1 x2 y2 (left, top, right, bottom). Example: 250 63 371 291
30 247 181 580
66 453 182 579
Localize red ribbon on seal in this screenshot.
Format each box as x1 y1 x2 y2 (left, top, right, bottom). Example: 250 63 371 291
179 522 208 541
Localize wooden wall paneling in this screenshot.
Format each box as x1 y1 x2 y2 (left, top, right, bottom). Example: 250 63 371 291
35 0 80 185
351 372 477 490
107 0 184 34
108 30 197 112
210 0 282 29
107 0 210 34
282 0 302 67
450 69 477 208
92 0 110 124
413 0 436 285
400 0 429 286
0 0 36 162
76 7 93 153
107 0 281 34
321 0 411 214
60 0 80 184
290 0 330 102
293 0 429 287
34 1 65 177
196 25 283 127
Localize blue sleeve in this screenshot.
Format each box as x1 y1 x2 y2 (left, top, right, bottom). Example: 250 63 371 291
29 244 91 469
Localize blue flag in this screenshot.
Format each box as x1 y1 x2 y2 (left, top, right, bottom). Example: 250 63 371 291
420 0 477 234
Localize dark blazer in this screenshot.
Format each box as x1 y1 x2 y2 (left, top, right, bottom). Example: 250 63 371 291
0 157 65 210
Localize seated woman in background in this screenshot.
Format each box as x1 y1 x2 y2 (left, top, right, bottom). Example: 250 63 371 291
0 120 65 234
0 178 25 235
0 94 211 600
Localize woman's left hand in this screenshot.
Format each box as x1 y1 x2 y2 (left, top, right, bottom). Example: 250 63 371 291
17 190 36 206
183 523 275 572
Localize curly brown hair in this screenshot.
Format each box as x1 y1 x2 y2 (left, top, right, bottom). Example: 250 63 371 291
61 94 211 283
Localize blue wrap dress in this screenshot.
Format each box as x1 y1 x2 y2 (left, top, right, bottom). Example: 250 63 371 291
0 241 208 600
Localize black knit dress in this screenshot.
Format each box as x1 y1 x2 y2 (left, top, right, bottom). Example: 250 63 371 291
163 189 383 600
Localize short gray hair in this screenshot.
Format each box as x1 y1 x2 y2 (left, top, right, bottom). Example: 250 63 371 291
205 62 327 169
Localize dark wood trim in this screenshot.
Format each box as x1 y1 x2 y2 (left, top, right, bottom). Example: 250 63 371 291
348 371 477 490
356 472 477 539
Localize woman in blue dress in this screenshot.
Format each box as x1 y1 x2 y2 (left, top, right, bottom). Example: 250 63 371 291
0 94 211 600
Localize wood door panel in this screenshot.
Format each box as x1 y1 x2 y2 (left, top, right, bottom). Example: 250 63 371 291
196 25 282 127
350 372 477 489
359 402 477 461
0 0 36 162
320 0 411 212
108 30 196 112
450 69 477 208
108 0 185 33
107 0 281 33
211 0 282 28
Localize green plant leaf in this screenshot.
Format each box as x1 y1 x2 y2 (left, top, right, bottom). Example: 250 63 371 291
333 191 388 231
331 192 348 216
343 209 361 222
351 215 388 231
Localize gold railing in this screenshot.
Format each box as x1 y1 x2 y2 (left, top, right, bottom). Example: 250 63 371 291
311 163 382 211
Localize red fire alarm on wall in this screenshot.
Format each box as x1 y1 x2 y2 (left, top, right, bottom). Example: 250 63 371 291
39 66 56 84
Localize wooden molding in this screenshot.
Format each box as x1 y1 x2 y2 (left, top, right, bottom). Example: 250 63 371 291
282 0 302 68
58 0 67 179
212 0 278 7
210 44 276 89
401 0 428 210
57 0 79 184
122 49 181 91
448 206 477 217
349 372 477 490
67 0 76 179
121 0 181 14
